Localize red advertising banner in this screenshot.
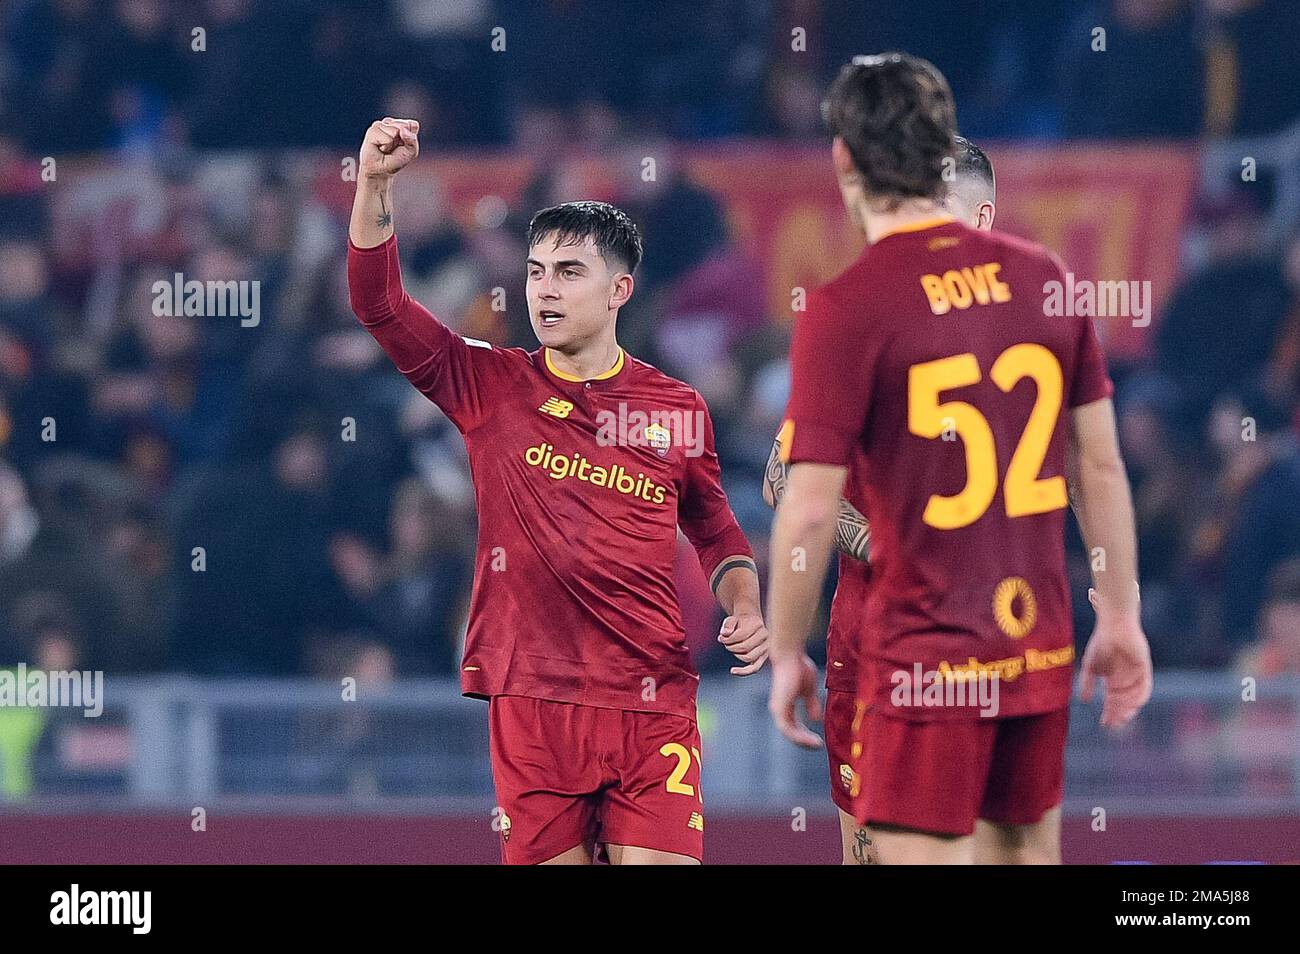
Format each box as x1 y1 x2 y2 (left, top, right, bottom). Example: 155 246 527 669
316 143 1197 359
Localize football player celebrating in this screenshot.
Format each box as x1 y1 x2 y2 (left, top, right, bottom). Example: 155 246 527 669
348 118 765 865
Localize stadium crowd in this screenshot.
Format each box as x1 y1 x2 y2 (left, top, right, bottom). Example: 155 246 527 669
0 0 1298 682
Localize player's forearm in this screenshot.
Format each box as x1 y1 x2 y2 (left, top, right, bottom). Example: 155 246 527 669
349 173 396 250
1075 451 1140 617
1065 441 1091 572
713 561 761 616
765 438 870 562
766 484 838 661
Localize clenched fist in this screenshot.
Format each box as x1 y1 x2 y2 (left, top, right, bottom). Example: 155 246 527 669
359 117 420 179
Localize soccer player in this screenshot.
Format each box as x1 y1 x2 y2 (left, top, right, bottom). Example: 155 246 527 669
760 136 997 865
347 118 766 865
765 56 1153 864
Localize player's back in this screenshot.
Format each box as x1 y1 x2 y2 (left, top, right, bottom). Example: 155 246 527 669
785 218 1112 718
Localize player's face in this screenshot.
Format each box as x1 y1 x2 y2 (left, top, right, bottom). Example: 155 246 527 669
526 235 631 351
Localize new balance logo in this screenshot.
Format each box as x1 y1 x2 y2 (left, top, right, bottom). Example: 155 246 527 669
687 812 704 832
539 397 574 419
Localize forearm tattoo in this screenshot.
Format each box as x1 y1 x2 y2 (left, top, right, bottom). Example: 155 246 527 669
767 439 871 563
764 439 788 505
376 193 392 231
835 499 871 563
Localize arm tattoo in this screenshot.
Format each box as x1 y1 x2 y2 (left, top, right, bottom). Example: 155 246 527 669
376 194 392 231
766 439 871 563
763 439 787 506
834 499 871 562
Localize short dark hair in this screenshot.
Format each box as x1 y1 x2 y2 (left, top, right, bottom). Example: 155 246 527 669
954 135 995 198
527 201 643 274
821 52 958 206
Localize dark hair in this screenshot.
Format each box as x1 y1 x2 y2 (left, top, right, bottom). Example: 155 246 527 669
954 135 995 198
821 52 957 206
527 201 643 273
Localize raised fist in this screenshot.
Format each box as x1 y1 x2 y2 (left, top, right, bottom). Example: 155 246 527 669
359 117 420 179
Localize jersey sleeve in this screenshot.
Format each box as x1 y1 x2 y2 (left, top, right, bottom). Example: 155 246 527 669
348 235 520 433
780 287 878 466
678 392 754 589
1069 315 1114 407
1040 253 1114 409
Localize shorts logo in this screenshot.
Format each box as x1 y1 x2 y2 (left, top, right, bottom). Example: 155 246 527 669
645 423 671 457
838 763 855 792
499 811 512 842
993 576 1037 638
538 397 574 419
687 812 704 832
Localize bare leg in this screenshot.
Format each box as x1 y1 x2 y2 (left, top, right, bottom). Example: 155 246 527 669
538 842 595 865
866 825 975 864
973 805 1062 865
605 844 700 865
839 809 879 865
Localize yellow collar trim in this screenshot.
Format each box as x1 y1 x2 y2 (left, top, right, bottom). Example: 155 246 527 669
545 347 625 382
876 215 956 241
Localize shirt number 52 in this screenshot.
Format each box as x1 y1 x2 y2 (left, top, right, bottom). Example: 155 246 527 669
907 343 1067 530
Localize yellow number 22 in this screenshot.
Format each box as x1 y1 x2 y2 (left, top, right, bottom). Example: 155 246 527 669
907 343 1067 530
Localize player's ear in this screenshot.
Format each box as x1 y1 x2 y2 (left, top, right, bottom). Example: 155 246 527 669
609 272 634 311
977 202 996 231
831 137 857 178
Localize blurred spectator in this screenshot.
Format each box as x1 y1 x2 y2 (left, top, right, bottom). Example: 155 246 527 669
1059 0 1203 139
1155 190 1290 427
328 478 470 675
1218 386 1300 646
1235 559 1300 676
1203 0 1300 137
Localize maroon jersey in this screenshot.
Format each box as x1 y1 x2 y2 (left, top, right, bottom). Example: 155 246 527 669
349 237 751 721
782 219 1112 720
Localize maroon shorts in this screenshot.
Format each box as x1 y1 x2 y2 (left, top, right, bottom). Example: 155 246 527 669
488 695 704 864
823 689 867 815
851 705 1069 837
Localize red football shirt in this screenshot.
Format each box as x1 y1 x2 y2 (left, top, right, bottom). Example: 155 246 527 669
782 219 1112 720
349 236 752 720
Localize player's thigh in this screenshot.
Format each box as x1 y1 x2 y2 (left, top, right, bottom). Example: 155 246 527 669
605 844 699 865
866 825 975 864
976 707 1068 864
600 710 705 863
539 843 597 865
488 695 603 865
839 809 879 865
974 806 1062 865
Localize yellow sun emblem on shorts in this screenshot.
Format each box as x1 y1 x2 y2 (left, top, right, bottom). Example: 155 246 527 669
993 577 1037 639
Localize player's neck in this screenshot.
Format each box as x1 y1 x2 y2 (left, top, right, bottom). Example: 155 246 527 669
860 198 952 245
545 336 624 381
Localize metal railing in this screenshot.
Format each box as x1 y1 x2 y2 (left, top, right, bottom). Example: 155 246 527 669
3 672 1297 814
